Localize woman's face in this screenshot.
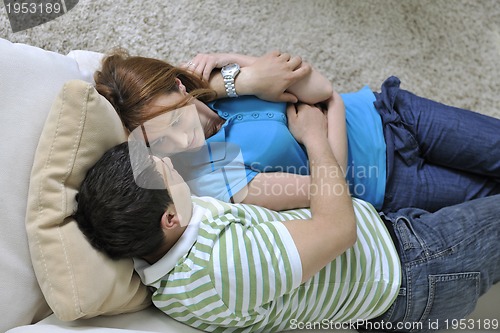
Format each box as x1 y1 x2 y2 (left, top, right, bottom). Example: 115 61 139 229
138 81 223 155
139 93 206 156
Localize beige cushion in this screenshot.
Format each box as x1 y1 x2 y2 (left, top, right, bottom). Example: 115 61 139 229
0 37 92 332
26 80 151 321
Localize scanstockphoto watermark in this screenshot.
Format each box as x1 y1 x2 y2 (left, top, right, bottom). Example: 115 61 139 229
247 174 354 198
249 162 381 198
3 0 79 33
289 318 423 331
289 318 499 331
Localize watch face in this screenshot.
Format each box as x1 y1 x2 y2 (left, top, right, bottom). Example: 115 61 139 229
222 63 240 76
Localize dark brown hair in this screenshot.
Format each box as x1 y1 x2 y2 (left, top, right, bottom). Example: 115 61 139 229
94 49 216 131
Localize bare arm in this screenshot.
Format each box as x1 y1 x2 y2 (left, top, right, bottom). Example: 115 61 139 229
284 103 356 283
185 51 332 104
232 172 311 211
231 90 348 211
185 51 308 103
285 64 333 105
231 51 333 104
326 90 348 174
232 105 355 282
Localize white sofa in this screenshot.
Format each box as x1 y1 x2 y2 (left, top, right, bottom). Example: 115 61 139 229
1 37 498 333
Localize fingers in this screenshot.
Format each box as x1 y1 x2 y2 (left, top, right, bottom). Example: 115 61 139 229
287 103 319 118
289 62 312 83
278 52 291 61
182 60 200 75
269 50 306 73
267 50 281 57
276 92 299 104
270 50 294 63
202 65 213 82
286 103 298 118
183 54 217 82
185 61 199 71
287 55 302 69
182 53 204 69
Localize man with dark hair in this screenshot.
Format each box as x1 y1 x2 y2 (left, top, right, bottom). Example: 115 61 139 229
75 140 173 260
74 104 499 332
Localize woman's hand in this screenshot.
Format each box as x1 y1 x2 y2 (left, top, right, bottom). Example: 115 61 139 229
184 51 312 103
238 51 311 103
286 103 328 146
182 53 234 82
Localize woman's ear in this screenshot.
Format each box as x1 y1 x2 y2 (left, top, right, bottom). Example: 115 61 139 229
175 78 188 95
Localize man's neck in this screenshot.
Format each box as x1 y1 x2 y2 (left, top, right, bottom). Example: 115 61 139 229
143 224 188 264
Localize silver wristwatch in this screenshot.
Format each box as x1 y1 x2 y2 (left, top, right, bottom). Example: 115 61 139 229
221 63 240 98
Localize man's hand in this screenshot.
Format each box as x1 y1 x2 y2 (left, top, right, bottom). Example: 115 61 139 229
286 103 328 145
238 51 311 103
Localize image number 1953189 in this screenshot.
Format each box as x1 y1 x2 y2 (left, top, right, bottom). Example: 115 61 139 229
4 0 79 33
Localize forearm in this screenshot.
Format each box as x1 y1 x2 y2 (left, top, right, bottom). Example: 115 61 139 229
326 90 348 173
205 51 331 104
287 67 333 104
282 103 356 283
231 53 333 104
235 58 332 104
231 52 333 104
306 138 352 223
235 173 311 210
286 136 356 283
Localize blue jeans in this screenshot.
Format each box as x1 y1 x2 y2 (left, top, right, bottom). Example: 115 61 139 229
365 194 500 332
374 77 500 213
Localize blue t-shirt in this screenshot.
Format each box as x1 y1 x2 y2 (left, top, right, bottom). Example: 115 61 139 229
175 88 386 208
342 86 386 209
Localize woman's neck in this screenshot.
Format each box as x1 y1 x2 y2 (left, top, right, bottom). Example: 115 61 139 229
193 99 225 138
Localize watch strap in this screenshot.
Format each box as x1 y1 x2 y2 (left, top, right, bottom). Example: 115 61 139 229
221 64 240 98
224 78 238 98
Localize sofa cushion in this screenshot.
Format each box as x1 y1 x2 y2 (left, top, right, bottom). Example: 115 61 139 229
0 37 91 332
25 79 151 321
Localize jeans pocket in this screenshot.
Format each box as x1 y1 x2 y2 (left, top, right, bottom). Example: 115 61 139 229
419 272 480 329
395 215 425 253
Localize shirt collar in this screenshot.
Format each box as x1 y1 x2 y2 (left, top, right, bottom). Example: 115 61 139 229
133 201 205 285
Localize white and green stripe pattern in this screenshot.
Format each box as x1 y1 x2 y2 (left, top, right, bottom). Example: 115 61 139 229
149 197 401 333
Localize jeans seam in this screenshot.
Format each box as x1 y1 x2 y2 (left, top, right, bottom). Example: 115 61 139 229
402 266 413 325
419 272 481 326
403 222 492 267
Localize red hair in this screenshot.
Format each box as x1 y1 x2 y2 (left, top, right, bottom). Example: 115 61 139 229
94 49 216 131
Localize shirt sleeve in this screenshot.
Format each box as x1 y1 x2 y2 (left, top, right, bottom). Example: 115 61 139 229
210 220 302 323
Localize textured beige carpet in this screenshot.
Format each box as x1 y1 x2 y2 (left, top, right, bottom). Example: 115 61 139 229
1 0 499 118
1 0 500 328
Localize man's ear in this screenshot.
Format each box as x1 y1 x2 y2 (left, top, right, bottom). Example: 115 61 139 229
160 204 180 229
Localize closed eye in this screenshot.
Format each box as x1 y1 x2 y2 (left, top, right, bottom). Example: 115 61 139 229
151 136 165 146
171 118 180 126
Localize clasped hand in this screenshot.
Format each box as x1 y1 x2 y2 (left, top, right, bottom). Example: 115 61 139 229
183 50 312 103
287 103 328 146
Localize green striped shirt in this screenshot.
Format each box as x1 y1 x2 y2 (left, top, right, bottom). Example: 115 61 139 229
134 197 401 332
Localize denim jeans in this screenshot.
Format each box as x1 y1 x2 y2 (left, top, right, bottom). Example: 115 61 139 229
365 194 500 332
374 77 500 213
